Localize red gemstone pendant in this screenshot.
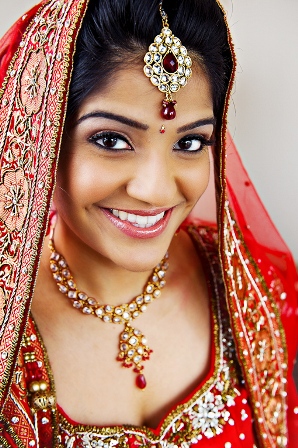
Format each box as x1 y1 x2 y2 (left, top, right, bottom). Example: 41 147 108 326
143 15 193 124
163 53 178 73
161 100 177 120
136 373 147 389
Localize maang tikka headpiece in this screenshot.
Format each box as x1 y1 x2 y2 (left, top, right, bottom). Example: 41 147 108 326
143 1 193 120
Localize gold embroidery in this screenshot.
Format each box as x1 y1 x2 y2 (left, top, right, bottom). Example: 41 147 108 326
19 49 48 116
0 286 5 324
222 202 288 446
0 0 90 425
0 168 29 232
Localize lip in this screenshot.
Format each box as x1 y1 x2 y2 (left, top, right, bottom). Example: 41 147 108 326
101 208 173 239
110 208 169 217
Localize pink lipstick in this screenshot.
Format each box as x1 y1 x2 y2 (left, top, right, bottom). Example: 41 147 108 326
101 208 173 239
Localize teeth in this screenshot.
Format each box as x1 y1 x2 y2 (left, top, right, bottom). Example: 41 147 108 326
111 209 165 228
147 215 157 224
118 211 127 220
136 215 147 226
127 213 136 223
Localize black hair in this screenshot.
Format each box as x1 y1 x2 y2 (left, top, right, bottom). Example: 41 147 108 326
67 0 233 122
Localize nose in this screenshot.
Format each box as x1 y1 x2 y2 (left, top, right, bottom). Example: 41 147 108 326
126 150 179 207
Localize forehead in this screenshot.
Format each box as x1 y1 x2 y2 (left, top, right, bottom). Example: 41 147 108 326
77 63 214 127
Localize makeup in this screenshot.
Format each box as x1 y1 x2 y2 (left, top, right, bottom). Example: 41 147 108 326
100 208 173 239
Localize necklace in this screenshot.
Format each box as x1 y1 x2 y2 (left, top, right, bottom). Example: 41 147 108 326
49 239 169 389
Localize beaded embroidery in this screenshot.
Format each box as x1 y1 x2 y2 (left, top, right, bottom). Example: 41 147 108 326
0 0 89 414
221 202 288 446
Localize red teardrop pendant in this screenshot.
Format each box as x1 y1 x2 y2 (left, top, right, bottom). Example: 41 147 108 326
163 53 178 73
136 373 147 389
161 100 177 120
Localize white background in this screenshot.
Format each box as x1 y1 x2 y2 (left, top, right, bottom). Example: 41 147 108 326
1 0 298 261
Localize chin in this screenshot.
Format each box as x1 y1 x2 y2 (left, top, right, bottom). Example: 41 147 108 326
106 238 171 273
117 250 169 274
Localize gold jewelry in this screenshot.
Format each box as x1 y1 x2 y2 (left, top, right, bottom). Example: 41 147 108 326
160 124 166 133
22 336 56 412
49 239 169 389
143 1 193 120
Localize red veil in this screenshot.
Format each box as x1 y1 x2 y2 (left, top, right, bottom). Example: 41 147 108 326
0 1 297 446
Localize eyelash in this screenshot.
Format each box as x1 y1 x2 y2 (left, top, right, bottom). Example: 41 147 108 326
89 132 132 151
88 132 214 153
173 134 214 153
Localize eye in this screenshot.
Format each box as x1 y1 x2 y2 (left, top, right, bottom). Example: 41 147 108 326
173 135 214 153
89 132 132 151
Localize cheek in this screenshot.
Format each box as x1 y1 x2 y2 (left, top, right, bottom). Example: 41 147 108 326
183 152 210 203
54 153 126 210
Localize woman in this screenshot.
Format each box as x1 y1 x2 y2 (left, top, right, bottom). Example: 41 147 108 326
0 0 297 447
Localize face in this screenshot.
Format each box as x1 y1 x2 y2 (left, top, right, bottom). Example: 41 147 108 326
54 63 214 272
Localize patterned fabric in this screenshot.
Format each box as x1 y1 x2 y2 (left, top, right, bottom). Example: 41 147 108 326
0 0 89 410
0 1 297 447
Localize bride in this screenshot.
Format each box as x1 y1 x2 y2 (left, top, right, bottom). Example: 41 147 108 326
0 0 297 446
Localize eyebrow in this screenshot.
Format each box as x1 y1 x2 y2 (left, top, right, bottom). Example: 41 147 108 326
76 110 215 134
76 111 149 130
177 117 216 134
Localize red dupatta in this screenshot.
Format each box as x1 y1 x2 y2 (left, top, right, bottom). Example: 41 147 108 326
0 1 297 446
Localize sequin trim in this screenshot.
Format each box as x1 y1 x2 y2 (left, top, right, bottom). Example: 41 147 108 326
222 202 288 446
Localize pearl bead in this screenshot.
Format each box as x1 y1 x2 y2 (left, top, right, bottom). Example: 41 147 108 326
39 380 48 391
29 381 40 393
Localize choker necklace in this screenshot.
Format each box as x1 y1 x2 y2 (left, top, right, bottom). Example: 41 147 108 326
49 239 169 389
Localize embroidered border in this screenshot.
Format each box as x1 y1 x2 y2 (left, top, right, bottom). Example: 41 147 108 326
222 202 288 447
0 0 89 415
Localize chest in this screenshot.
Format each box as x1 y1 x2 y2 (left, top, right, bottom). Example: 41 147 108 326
33 285 212 428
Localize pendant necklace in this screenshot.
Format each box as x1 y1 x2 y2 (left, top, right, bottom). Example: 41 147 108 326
49 238 169 389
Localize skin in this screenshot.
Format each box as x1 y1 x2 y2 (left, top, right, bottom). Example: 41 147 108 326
32 62 215 427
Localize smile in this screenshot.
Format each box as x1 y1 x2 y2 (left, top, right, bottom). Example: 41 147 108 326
101 207 173 239
110 209 165 228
